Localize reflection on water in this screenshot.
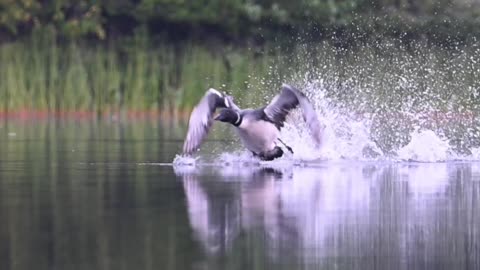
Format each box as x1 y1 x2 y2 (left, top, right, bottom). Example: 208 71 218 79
0 120 197 270
176 163 480 270
0 120 479 270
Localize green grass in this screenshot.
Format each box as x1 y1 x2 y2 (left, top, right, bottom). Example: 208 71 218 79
1 32 480 118
0 32 279 114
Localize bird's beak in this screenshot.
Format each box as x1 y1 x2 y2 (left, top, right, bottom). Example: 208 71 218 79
214 112 227 121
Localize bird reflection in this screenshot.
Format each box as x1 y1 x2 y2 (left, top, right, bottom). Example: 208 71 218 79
174 164 373 258
176 166 290 256
174 163 479 269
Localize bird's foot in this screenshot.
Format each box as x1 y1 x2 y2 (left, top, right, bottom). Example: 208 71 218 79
258 147 284 161
277 138 294 154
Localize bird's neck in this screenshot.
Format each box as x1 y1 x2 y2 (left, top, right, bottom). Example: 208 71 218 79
233 112 242 127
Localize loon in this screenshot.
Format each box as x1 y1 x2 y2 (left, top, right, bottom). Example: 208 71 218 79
182 84 322 161
182 88 232 155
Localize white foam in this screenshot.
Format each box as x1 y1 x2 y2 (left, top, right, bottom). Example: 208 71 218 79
470 147 480 160
217 151 260 166
173 155 199 166
397 130 450 162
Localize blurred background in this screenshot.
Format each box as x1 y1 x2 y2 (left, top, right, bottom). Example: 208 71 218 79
1 0 480 117
1 4 480 269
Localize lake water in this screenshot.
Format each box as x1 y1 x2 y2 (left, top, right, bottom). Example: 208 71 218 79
0 120 479 270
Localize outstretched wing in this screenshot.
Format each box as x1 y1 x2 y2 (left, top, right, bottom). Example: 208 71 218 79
287 85 323 146
263 85 299 129
182 89 227 154
264 84 323 145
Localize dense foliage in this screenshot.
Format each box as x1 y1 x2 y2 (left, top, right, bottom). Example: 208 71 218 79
1 0 480 43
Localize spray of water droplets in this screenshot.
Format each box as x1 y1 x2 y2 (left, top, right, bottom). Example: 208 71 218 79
175 40 480 165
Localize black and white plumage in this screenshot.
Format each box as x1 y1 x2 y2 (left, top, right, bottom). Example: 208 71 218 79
264 84 321 139
182 88 232 154
182 84 322 160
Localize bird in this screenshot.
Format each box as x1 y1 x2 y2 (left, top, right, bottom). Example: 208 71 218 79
182 87 233 155
182 84 322 161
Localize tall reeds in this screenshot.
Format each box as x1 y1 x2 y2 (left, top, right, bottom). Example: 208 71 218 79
1 31 479 118
0 30 275 114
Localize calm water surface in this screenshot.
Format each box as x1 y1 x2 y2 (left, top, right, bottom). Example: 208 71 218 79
0 120 479 270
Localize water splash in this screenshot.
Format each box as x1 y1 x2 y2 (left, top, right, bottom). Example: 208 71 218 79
396 130 450 162
278 79 477 162
276 44 480 162
175 41 480 164
173 154 199 166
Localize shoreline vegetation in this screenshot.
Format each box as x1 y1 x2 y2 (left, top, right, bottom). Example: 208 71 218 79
2 1 480 45
1 1 480 115
1 32 479 116
0 30 280 114
0 109 192 120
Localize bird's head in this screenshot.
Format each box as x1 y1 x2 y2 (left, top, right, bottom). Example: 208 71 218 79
214 109 242 126
208 88 233 109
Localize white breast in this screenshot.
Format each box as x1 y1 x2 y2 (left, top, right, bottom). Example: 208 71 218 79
236 118 279 154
